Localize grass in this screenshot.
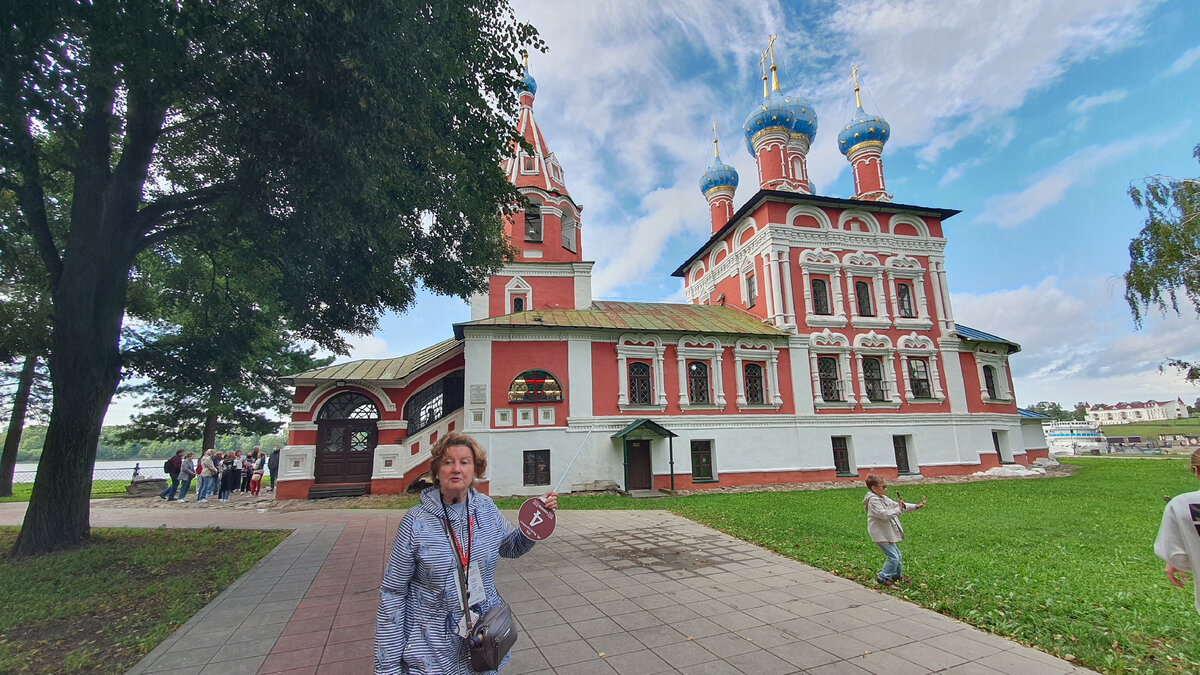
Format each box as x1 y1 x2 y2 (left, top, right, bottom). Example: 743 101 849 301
1101 417 1200 441
0 527 289 674
0 480 130 503
367 458 1200 673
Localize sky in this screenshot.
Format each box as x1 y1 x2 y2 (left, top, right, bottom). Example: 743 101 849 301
104 0 1200 422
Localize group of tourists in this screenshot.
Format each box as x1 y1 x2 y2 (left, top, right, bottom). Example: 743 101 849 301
158 445 281 503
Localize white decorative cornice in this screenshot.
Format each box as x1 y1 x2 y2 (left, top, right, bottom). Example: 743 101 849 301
295 381 397 414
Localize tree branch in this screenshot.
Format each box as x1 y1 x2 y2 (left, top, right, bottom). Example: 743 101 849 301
3 111 63 287
131 183 229 251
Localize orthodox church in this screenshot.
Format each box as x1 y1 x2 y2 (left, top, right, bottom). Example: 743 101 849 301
276 49 1049 500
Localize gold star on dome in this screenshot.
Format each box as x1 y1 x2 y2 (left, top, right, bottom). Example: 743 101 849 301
868 127 875 133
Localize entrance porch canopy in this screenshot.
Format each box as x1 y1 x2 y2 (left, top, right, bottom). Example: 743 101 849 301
611 419 678 492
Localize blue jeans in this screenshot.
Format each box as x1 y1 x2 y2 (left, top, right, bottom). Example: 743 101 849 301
197 475 213 500
877 543 903 581
159 476 180 500
177 478 192 500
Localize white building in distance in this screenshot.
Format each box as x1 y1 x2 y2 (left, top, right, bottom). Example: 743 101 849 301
1086 399 1188 424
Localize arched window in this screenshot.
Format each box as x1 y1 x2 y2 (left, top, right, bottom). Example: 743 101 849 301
628 362 651 405
509 369 563 403
744 363 765 405
687 361 710 404
855 280 874 317
318 392 380 420
811 278 831 315
403 372 464 435
897 283 915 318
818 356 842 401
512 296 524 313
983 365 998 399
863 357 886 401
908 359 932 398
561 215 577 252
524 203 542 242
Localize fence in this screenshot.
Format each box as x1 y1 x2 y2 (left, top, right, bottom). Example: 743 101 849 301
11 464 166 484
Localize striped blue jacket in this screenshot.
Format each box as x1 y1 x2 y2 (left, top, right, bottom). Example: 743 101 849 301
374 486 535 674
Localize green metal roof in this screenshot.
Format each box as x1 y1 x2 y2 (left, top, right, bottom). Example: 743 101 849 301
611 418 677 439
454 301 786 339
285 338 462 384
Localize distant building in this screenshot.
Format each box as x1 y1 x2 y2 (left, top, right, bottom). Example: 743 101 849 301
1086 399 1188 424
1042 420 1107 455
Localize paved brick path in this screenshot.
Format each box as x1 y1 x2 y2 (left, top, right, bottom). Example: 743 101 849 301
0 501 1096 674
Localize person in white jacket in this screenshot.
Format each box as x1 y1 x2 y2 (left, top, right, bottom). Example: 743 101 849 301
863 473 926 586
1155 449 1200 615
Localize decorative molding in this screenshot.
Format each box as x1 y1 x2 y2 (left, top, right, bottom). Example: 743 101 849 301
295 381 397 414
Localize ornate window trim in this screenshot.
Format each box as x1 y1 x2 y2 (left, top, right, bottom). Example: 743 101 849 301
676 335 724 409
505 277 532 314
885 254 933 330
799 248 847 328
844 251 890 330
809 329 854 408
617 334 667 411
897 333 944 403
853 331 899 409
974 350 1013 403
733 339 783 409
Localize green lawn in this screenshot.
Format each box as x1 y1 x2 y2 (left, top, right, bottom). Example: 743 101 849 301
1100 417 1200 441
0 527 288 674
0 479 128 503
500 458 1196 673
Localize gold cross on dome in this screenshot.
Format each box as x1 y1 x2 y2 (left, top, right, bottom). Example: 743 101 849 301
850 65 862 108
712 121 721 157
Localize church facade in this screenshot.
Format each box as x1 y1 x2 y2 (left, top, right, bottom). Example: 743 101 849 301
276 53 1048 500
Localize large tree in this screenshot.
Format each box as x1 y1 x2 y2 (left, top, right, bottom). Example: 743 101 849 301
0 1 537 555
120 242 332 450
1125 143 1200 381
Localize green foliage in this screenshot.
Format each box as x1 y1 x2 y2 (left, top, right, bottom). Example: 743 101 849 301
1099 417 1200 441
1024 400 1085 421
1 426 286 463
0 527 288 673
1125 143 1200 381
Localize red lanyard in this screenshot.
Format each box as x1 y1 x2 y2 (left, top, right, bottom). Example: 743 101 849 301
442 499 472 570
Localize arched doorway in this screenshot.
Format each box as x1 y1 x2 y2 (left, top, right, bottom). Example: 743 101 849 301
315 392 379 484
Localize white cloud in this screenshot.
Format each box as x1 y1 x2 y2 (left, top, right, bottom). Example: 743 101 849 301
939 158 982 186
1163 44 1200 78
341 334 393 361
974 136 1147 228
952 276 1200 406
1068 88 1127 113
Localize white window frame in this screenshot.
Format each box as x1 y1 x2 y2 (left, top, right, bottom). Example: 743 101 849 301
504 277 532 315
809 329 854 408
616 334 667 411
853 331 899 409
538 406 555 425
733 339 783 409
885 255 934 330
495 408 513 427
897 333 945 403
844 251 889 330
799 249 847 328
975 350 1013 402
676 336 724 409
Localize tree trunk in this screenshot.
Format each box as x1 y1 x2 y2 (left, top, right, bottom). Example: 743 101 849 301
202 404 219 453
0 356 38 498
12 224 131 556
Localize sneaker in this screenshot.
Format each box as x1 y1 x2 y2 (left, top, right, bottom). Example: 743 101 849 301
198 498 208 503
159 495 167 500
897 576 912 584
877 578 894 587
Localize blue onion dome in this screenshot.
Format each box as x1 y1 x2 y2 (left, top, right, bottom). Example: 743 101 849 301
519 65 537 96
838 106 890 156
742 89 818 156
699 148 739 196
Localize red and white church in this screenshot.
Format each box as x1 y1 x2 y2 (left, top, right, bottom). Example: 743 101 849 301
275 54 1048 500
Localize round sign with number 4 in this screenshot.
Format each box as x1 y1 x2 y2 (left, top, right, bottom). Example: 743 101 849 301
518 497 556 540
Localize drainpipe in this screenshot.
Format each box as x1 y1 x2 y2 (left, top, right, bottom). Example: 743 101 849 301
668 436 675 492
622 440 629 492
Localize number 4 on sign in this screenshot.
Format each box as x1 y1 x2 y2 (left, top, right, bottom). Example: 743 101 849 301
518 497 556 540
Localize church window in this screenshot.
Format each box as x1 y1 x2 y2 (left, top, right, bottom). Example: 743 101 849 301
743 363 765 405
745 272 757 308
818 356 843 401
561 216 577 252
831 436 851 475
908 358 932 398
811 278 831 315
897 283 915 318
522 156 536 173
855 280 874 317
403 372 464 435
687 361 710 404
628 362 651 405
509 369 563 403
524 204 542 243
863 357 886 402
523 449 550 486
512 297 524 313
983 365 998 399
319 392 380 421
690 440 714 481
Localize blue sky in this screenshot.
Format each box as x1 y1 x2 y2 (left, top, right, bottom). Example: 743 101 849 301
104 1 1200 423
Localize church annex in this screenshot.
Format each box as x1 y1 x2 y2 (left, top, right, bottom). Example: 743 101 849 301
276 51 1048 500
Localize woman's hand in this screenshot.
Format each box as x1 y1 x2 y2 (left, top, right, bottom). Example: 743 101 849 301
918 496 928 509
542 491 558 510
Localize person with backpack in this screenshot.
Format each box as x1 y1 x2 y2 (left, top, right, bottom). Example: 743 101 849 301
219 451 238 502
176 451 197 502
159 449 185 501
267 446 280 491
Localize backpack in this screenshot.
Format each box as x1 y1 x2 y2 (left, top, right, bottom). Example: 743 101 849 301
164 459 172 473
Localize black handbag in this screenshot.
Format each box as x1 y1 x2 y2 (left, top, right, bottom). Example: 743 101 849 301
467 602 518 672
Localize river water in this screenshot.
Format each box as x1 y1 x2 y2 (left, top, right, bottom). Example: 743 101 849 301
12 459 168 483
